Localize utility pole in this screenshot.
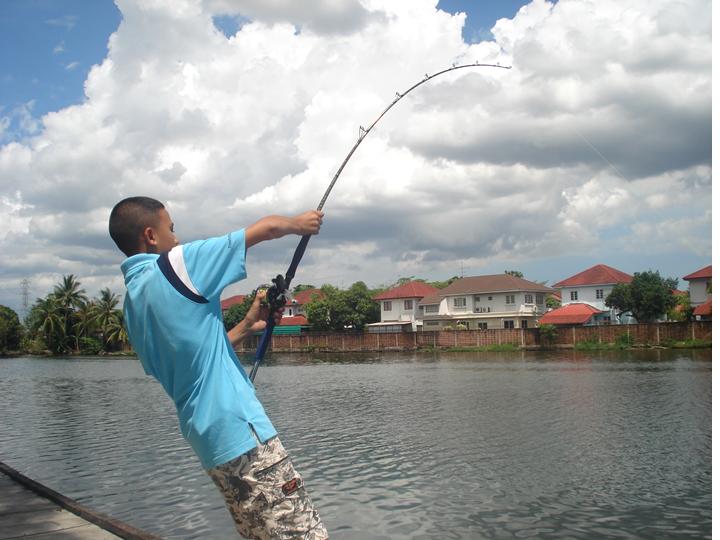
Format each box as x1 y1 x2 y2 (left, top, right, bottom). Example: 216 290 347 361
20 278 30 320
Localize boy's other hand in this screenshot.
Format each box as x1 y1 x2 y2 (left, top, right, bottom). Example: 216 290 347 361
293 210 323 235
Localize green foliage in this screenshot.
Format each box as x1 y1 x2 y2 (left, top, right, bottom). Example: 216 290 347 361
661 339 712 349
545 296 561 309
504 270 524 278
538 323 558 345
427 276 458 289
667 293 693 322
614 332 634 349
223 294 255 331
605 270 678 323
292 284 316 294
305 282 379 331
24 277 127 355
445 344 520 352
79 336 103 355
0 305 23 352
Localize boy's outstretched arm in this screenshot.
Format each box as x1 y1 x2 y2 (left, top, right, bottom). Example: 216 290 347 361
245 211 323 249
227 291 283 347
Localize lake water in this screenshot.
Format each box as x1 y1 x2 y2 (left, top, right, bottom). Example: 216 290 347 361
0 350 711 539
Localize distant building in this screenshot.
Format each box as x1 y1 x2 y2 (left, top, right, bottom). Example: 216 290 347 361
552 264 633 324
368 281 439 333
419 274 553 330
683 265 711 307
538 303 605 326
221 294 246 312
284 288 324 318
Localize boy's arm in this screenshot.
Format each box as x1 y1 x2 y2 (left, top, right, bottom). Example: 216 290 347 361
245 211 323 249
227 292 283 347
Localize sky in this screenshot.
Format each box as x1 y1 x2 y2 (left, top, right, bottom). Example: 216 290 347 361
0 0 713 317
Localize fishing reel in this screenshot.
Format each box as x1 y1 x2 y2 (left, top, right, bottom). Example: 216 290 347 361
258 274 291 314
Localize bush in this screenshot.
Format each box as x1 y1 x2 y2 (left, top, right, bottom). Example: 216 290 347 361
538 324 558 346
614 332 634 349
79 337 103 355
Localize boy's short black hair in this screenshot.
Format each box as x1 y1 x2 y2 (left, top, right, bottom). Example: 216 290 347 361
109 196 165 257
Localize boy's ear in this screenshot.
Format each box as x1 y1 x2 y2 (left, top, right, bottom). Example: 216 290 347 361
142 226 158 247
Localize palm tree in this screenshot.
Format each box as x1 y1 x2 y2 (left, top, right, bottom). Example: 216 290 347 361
92 288 121 351
30 296 65 353
53 275 88 352
105 311 129 349
73 300 98 351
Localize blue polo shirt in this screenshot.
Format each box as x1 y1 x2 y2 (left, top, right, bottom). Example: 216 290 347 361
121 229 277 469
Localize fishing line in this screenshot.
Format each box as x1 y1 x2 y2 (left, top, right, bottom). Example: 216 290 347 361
250 61 511 382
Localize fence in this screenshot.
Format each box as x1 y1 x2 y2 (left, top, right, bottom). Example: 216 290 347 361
236 321 711 353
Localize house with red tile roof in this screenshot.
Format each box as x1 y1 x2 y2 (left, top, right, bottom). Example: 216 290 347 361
220 294 247 312
418 274 554 330
682 265 711 307
283 288 324 319
369 281 439 332
538 303 605 326
552 264 633 324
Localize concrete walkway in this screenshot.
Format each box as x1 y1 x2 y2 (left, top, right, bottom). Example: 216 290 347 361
0 462 160 540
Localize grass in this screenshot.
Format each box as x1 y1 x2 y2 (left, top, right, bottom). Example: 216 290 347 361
444 344 520 352
662 339 712 349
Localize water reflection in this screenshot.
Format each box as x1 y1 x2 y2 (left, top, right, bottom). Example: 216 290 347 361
0 350 711 539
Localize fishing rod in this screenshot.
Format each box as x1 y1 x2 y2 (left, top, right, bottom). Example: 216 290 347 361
249 61 511 382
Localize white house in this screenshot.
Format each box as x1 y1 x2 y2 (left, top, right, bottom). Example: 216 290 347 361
419 274 554 330
682 265 711 307
283 288 324 318
368 281 439 332
552 264 633 324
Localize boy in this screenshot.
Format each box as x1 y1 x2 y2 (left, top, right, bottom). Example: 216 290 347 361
109 196 328 539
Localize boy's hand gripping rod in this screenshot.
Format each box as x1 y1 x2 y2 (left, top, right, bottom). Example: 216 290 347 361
249 62 510 382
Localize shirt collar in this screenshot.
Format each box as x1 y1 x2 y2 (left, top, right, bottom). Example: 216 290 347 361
121 253 159 281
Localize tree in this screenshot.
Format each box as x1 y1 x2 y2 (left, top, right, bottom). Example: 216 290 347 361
52 274 88 351
605 270 678 323
91 288 121 350
305 282 379 332
292 284 316 294
223 294 255 331
0 305 23 352
667 292 693 322
505 270 524 278
545 296 561 309
29 296 65 353
73 300 97 352
427 276 458 289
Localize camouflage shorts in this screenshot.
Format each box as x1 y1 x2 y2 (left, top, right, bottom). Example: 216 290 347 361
208 437 328 539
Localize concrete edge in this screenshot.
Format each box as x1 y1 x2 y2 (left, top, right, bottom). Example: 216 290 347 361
0 461 162 540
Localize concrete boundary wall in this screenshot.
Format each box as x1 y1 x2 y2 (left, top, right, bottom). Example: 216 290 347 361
237 322 711 353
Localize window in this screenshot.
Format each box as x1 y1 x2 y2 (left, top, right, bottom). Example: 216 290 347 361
478 322 488 330
506 295 515 304
504 320 515 329
596 289 604 299
570 291 578 301
383 301 392 311
404 299 414 310
536 294 543 305
424 304 439 314
524 294 533 304
521 320 528 329
453 297 467 308
488 296 493 301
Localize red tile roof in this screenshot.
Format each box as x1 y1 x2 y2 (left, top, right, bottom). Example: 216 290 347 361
287 288 324 306
374 281 439 300
553 264 632 288
437 275 554 296
279 315 309 326
221 294 247 311
683 265 711 281
538 303 603 325
694 296 711 316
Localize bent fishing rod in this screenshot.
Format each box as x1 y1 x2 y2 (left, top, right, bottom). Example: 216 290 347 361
249 61 511 382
